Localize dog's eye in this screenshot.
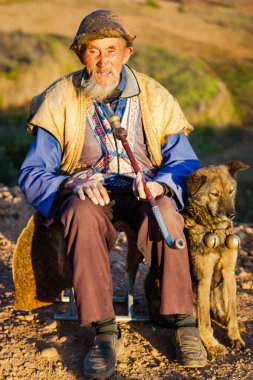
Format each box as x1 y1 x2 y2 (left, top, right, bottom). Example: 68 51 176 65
210 192 219 198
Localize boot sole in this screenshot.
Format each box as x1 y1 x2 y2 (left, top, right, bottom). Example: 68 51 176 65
84 362 115 379
181 359 207 368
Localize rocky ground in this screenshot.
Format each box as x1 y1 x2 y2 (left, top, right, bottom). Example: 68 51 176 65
0 184 253 380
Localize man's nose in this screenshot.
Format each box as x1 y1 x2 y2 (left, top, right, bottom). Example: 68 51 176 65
97 53 109 67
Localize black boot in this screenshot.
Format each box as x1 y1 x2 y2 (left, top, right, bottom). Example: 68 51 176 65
175 326 207 368
174 314 207 368
83 329 124 379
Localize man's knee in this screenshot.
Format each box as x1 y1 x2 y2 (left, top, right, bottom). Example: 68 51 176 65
60 195 116 242
60 195 105 227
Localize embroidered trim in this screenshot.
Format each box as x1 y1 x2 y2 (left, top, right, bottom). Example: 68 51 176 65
74 97 156 180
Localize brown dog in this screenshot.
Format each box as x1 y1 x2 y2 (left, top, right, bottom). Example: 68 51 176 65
145 160 248 355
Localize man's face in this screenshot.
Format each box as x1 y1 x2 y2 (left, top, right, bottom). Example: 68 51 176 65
83 37 133 87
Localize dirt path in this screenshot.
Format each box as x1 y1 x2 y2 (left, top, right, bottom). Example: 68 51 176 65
0 185 253 380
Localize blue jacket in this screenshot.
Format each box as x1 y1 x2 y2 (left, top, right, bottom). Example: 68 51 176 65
19 68 200 218
19 128 199 218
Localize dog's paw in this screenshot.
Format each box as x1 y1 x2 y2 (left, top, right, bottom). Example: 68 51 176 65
206 343 228 355
230 337 245 349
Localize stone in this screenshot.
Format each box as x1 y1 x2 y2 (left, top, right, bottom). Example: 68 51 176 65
40 347 59 360
47 335 59 344
23 361 35 368
118 362 128 370
16 315 25 321
242 281 253 290
239 271 250 280
58 336 67 343
43 320 58 331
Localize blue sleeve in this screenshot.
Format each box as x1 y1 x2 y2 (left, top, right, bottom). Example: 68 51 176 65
154 133 200 210
18 128 68 219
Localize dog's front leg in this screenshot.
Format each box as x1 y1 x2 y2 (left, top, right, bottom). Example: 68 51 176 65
196 257 228 355
210 285 226 325
222 256 245 349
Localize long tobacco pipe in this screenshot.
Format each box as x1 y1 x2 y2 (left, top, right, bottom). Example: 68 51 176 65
106 103 185 250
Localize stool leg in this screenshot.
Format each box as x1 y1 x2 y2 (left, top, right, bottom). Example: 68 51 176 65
128 266 138 318
113 265 141 304
54 288 78 321
54 269 149 322
116 266 149 322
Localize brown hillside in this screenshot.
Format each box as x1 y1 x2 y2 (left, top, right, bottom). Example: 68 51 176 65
0 0 252 61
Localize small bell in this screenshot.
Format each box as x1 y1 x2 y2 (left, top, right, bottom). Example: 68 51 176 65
225 234 241 249
204 233 220 248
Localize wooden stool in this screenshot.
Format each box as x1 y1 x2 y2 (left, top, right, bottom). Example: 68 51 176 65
13 212 149 322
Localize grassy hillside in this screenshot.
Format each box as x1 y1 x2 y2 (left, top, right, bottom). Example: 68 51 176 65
0 30 238 119
0 0 252 221
209 59 253 123
0 32 239 179
130 44 239 126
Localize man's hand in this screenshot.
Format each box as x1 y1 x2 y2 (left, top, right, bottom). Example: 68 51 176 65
132 172 164 200
63 177 110 206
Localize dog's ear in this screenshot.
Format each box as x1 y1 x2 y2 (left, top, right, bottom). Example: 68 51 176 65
186 173 207 195
226 160 249 178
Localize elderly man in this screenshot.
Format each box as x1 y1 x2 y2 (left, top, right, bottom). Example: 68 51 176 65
19 9 207 379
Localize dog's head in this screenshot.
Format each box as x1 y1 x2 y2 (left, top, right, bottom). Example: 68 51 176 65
186 161 249 225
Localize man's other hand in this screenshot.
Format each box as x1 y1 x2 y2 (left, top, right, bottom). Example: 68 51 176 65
132 172 164 200
63 178 110 206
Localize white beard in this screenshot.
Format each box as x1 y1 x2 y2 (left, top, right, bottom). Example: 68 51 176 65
82 68 118 101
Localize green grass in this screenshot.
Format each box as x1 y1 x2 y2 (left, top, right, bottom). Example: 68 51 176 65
48 35 59 57
210 59 253 124
189 125 248 158
5 65 20 79
0 108 31 185
0 145 18 186
192 4 253 33
146 0 160 8
130 44 219 112
0 31 70 80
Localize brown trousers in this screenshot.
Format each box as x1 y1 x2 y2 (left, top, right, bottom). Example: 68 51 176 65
60 193 193 325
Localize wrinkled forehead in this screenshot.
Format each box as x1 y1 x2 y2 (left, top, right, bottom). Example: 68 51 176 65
85 37 127 50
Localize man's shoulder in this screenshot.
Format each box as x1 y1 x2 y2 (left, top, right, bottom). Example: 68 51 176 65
29 69 83 118
39 69 84 97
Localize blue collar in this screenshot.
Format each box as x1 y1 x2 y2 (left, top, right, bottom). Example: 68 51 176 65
117 65 126 92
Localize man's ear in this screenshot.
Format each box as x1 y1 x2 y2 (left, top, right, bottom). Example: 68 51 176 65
186 172 207 195
226 160 249 178
123 46 133 64
79 45 86 65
